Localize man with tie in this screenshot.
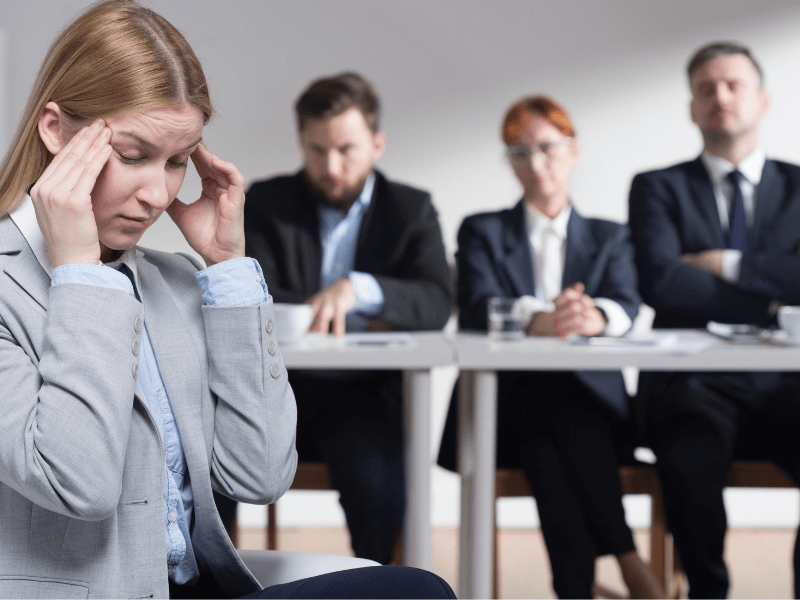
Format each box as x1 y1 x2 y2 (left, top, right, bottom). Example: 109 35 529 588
629 42 800 598
242 72 453 565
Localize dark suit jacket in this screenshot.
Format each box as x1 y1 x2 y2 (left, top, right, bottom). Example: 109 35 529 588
244 169 454 331
629 156 800 422
437 202 640 471
629 156 800 329
457 201 640 415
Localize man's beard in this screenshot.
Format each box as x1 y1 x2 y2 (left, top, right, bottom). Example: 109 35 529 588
304 171 369 210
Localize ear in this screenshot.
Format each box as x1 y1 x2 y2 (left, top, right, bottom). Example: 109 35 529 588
372 131 387 161
569 137 582 162
759 89 771 117
37 101 69 155
690 98 699 126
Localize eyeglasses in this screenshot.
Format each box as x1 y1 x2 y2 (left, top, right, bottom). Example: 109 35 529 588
505 138 572 164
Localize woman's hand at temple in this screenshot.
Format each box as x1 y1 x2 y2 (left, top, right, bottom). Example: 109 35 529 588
167 142 246 267
30 119 113 268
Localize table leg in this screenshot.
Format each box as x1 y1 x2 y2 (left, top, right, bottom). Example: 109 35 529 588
458 369 497 599
403 369 432 570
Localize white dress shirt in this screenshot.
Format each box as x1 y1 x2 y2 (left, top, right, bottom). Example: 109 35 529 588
700 148 766 282
513 202 632 337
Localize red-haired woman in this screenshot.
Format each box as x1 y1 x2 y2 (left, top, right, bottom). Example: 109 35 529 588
438 96 663 598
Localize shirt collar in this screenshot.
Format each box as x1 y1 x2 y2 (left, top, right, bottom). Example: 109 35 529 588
701 148 766 187
524 201 571 240
358 171 376 210
9 193 139 282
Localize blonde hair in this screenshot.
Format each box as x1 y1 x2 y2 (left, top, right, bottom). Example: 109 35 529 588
0 0 214 216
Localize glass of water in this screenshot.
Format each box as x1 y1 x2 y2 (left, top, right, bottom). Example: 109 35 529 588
488 297 526 340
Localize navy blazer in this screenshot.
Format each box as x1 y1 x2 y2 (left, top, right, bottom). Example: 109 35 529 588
457 201 640 416
437 202 641 472
629 156 800 329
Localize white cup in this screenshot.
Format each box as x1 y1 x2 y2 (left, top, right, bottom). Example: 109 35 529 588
272 303 314 343
778 306 800 338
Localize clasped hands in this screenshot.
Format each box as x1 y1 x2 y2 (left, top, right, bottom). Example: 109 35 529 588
527 282 607 339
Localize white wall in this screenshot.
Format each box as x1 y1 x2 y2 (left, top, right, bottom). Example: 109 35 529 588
3 0 800 530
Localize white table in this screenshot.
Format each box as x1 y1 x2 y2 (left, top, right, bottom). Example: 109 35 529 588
450 330 800 599
280 332 455 570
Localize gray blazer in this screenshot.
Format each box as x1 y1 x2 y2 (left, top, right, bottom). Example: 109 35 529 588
0 216 298 599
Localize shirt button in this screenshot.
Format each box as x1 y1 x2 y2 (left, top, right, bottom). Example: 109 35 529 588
132 340 140 356
265 318 274 333
134 317 142 332
168 510 177 522
132 363 138 379
269 363 280 378
268 340 276 355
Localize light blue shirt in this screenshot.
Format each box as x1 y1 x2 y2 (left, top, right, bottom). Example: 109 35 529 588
52 256 268 584
316 171 385 330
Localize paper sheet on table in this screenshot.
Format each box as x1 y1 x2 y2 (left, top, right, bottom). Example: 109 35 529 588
568 333 714 355
342 333 417 348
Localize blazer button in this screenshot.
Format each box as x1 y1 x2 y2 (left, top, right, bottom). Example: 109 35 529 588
265 318 274 333
134 317 142 332
132 363 139 379
132 340 140 356
269 363 280 378
268 340 276 355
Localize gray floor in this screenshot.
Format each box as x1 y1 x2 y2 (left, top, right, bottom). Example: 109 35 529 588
237 526 796 598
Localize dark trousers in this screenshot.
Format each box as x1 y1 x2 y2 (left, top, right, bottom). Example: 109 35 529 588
499 372 636 599
289 371 405 565
214 490 238 533
170 566 455 599
646 374 800 599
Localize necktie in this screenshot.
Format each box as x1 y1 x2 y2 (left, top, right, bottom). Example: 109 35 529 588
117 262 142 302
727 170 750 254
541 227 562 302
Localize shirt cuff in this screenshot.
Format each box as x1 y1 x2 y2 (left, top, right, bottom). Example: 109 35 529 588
52 264 137 300
593 298 633 337
194 257 269 307
348 271 385 317
721 249 743 283
513 295 553 325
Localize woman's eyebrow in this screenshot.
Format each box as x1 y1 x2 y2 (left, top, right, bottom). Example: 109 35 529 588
114 131 202 151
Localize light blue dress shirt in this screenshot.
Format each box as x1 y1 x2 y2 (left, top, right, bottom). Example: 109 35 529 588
316 171 385 330
52 256 268 584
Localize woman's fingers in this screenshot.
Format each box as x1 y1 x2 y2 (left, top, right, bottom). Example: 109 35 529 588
36 120 107 191
34 123 110 213
71 134 112 199
192 142 244 190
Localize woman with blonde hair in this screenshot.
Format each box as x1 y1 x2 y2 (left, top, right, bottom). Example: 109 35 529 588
0 2 454 598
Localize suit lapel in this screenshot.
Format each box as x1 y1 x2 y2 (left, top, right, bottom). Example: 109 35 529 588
563 210 600 291
354 171 382 270
501 202 537 296
137 255 206 469
752 160 785 250
296 173 323 294
687 157 726 248
1 218 50 312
